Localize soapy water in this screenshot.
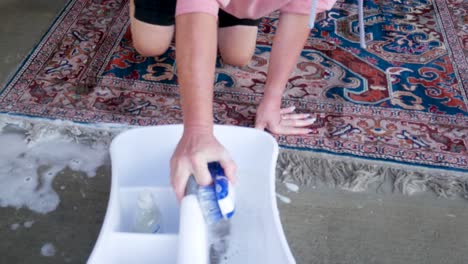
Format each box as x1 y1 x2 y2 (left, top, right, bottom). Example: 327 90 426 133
276 193 291 204
40 242 56 257
24 220 35 228
0 117 112 214
10 220 35 230
284 182 299 193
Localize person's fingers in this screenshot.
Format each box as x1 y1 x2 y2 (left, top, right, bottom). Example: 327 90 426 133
254 120 266 130
267 123 312 135
191 154 212 186
170 161 191 202
279 106 296 115
281 118 316 127
281 113 311 120
277 126 312 135
220 158 237 184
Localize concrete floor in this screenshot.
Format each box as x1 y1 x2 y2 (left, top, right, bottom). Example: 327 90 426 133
0 0 67 87
277 185 468 264
1 1 468 263
0 167 111 264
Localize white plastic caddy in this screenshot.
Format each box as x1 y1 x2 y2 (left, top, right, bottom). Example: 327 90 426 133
88 125 295 264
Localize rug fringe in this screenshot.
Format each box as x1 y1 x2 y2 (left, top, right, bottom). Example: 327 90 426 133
277 149 468 199
0 114 122 146
3 114 467 199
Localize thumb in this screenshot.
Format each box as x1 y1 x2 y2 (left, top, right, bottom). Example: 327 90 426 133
170 166 190 202
255 120 266 130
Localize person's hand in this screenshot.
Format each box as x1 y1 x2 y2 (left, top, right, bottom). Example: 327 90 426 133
255 102 316 135
170 129 237 201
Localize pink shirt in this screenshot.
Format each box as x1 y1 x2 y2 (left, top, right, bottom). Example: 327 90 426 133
176 0 337 19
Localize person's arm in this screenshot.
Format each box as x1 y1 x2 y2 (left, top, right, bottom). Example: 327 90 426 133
171 13 236 201
177 13 217 135
255 13 316 134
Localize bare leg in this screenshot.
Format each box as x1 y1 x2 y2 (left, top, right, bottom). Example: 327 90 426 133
218 25 257 67
129 0 174 57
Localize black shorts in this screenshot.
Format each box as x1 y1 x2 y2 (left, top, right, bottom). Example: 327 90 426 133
133 0 261 27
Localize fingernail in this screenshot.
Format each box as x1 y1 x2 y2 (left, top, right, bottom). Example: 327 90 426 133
308 118 317 123
308 129 314 133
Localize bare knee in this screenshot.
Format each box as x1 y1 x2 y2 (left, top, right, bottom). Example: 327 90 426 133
129 10 174 57
220 51 253 67
218 26 257 67
132 40 170 57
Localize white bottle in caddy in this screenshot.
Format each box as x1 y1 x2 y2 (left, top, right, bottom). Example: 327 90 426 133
133 189 162 233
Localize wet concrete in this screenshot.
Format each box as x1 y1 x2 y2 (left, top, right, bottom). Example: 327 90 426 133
0 167 110 264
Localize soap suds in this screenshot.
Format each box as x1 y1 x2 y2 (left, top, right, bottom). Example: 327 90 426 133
0 117 113 214
24 220 35 228
10 223 20 230
284 182 299 192
40 243 56 257
276 193 291 204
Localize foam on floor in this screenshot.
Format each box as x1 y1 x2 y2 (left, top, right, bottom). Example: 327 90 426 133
10 223 20 230
23 220 35 228
0 118 111 214
40 242 56 257
276 193 291 204
284 182 299 192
